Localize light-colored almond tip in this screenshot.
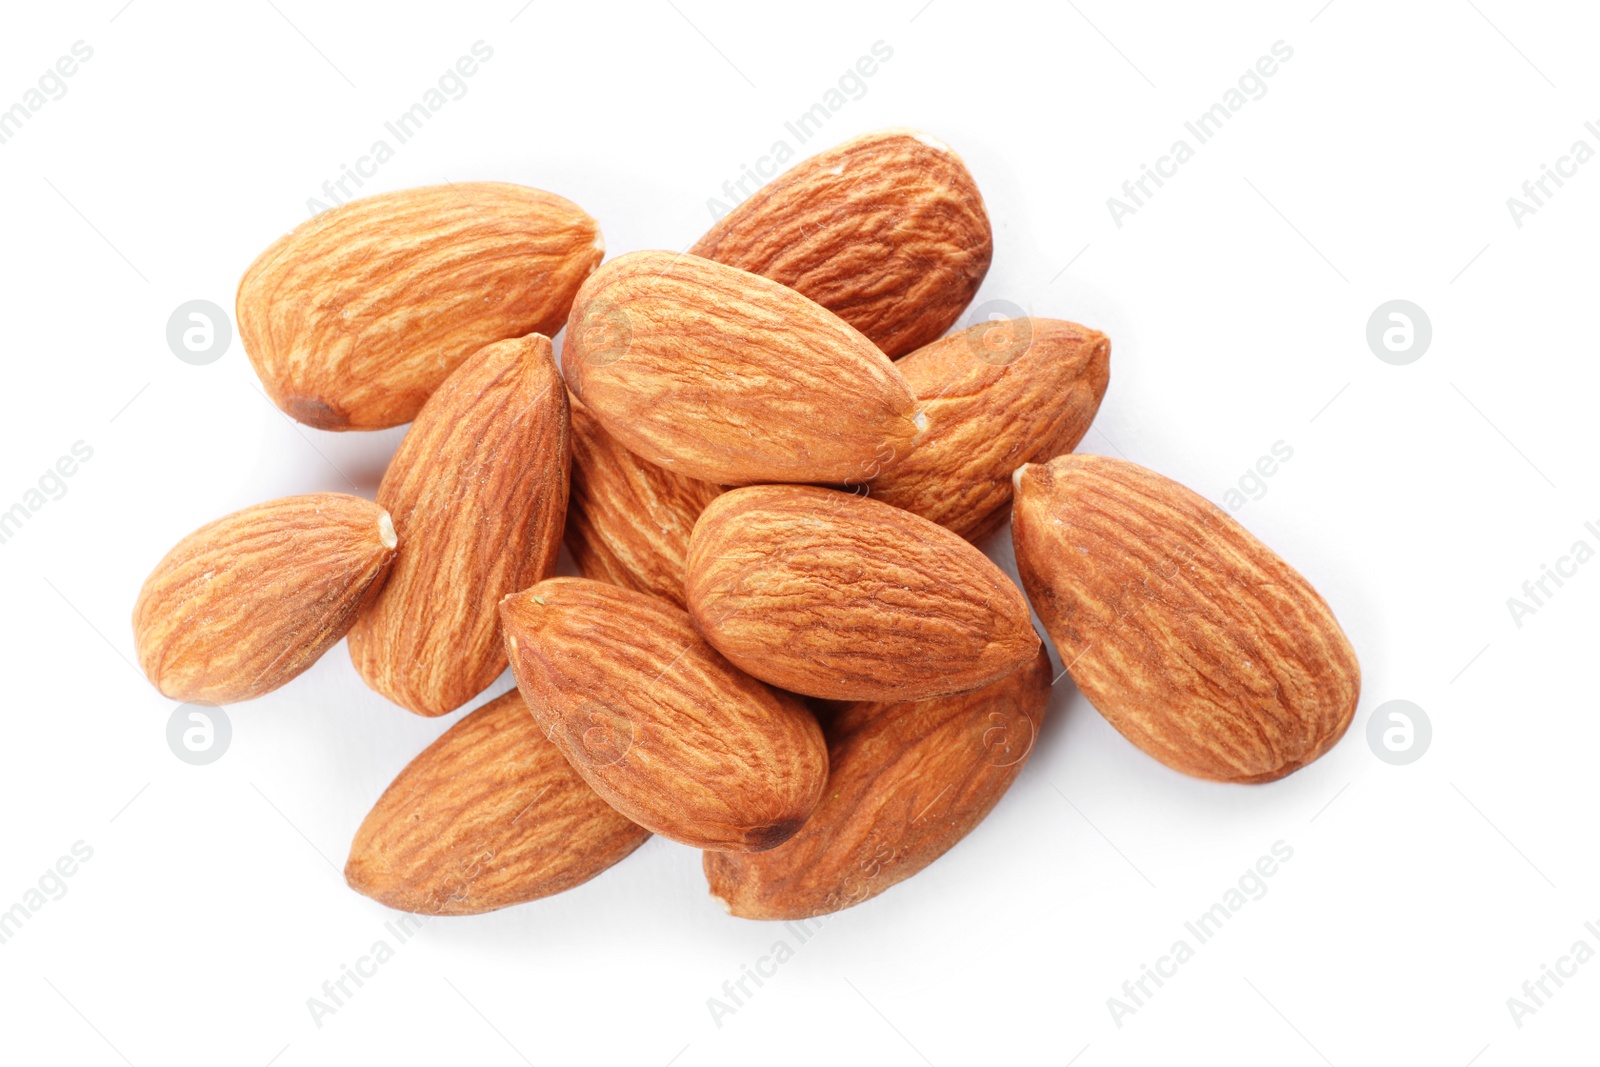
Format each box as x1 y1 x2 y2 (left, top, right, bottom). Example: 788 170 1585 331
710 891 733 915
377 510 398 549
1012 464 1032 491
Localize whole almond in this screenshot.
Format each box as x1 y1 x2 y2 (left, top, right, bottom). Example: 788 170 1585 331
1012 455 1360 783
870 317 1110 542
133 494 397 703
345 690 650 915
691 128 992 357
347 335 570 717
564 392 722 608
706 646 1050 919
685 485 1040 700
237 182 602 430
500 578 827 851
562 250 920 485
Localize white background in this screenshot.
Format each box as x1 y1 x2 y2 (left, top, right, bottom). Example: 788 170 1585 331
1 1 1595 1064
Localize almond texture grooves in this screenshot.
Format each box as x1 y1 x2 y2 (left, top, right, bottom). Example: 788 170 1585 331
705 646 1052 919
685 484 1041 700
1011 455 1360 783
562 250 920 486
347 334 571 717
500 578 828 851
346 690 651 915
132 493 398 704
237 182 602 430
690 128 992 357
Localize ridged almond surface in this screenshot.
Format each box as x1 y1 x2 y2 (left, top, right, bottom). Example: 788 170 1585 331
562 250 919 485
690 128 992 357
1012 455 1360 783
564 392 722 608
132 494 397 703
870 318 1110 542
685 485 1040 700
500 578 827 851
706 646 1051 920
237 182 602 430
347 335 570 716
345 690 650 915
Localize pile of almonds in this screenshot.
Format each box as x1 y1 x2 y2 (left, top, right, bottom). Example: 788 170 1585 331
131 129 1360 920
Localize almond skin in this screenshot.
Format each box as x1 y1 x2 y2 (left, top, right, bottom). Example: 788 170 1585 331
564 392 722 608
133 494 397 703
706 646 1051 920
345 690 650 915
685 485 1040 701
690 128 992 357
237 183 602 430
347 335 570 717
1011 455 1360 783
500 578 827 851
870 318 1110 542
562 250 919 486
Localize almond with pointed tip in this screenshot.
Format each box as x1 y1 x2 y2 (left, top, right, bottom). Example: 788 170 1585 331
691 128 992 357
1011 455 1360 783
132 493 397 703
500 578 827 851
237 182 602 430
347 334 570 717
870 317 1110 542
563 392 722 608
562 250 919 486
685 484 1040 700
706 645 1051 920
345 690 651 915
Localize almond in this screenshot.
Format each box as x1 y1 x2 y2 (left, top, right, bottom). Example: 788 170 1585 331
564 392 722 608
500 578 827 851
690 128 992 357
685 485 1040 700
132 493 397 703
705 646 1050 919
870 317 1110 542
347 335 570 717
562 250 920 485
237 182 602 430
345 690 650 915
1011 455 1360 783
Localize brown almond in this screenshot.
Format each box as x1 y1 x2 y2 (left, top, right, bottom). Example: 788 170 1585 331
347 334 570 717
562 250 919 486
132 493 397 703
705 646 1051 919
691 128 992 357
870 317 1110 542
564 392 723 608
345 690 651 915
1012 455 1360 783
685 484 1040 700
500 578 827 851
237 182 602 430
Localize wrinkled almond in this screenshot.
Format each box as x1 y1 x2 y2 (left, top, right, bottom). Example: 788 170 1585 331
500 578 827 851
133 493 397 703
1011 454 1360 783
